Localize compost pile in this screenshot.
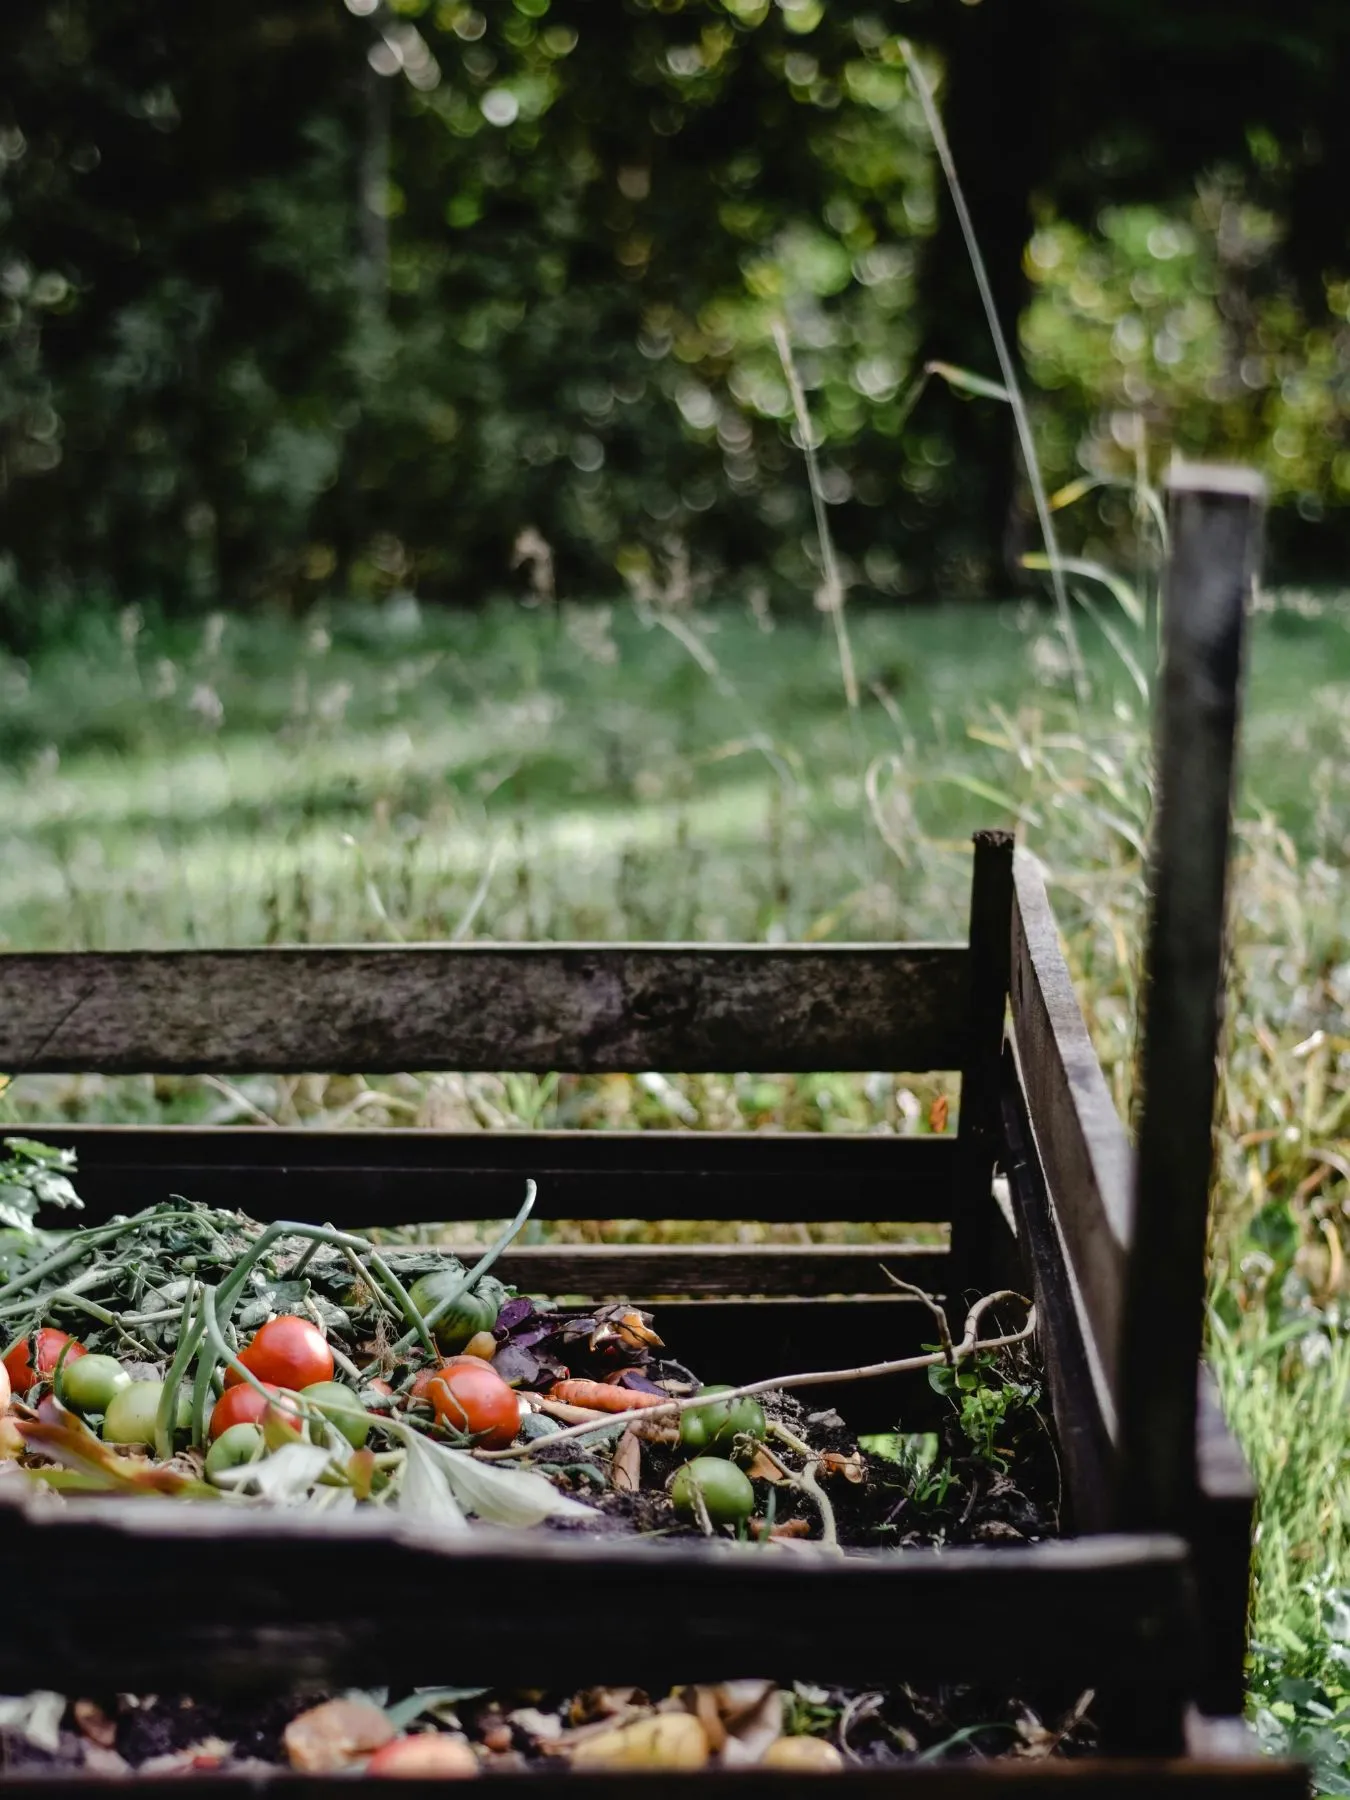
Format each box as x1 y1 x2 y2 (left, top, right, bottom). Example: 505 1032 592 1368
0 1138 1082 1775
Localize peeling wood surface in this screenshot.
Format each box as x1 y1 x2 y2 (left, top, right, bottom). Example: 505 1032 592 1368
951 830 1015 1297
1009 854 1133 1404
26 1126 958 1225
0 1498 1195 1694
0 943 969 1075
1120 470 1264 1533
0 1768 1302 1797
999 1050 1115 1533
450 1241 947 1299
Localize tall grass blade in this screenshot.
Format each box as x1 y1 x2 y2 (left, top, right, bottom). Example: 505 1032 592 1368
772 319 860 714
1020 553 1145 628
898 38 1088 707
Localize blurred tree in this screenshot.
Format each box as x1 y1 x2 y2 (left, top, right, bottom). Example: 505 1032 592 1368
1 0 1347 635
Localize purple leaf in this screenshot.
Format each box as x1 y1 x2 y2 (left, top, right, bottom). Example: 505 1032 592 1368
495 1297 537 1334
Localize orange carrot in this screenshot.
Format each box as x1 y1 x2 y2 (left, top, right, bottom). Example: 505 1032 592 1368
548 1379 668 1413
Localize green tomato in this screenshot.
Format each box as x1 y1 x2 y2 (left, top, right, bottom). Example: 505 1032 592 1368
58 1353 132 1416
301 1380 371 1449
407 1272 500 1354
205 1423 265 1483
678 1386 767 1457
670 1457 755 1526
102 1380 192 1448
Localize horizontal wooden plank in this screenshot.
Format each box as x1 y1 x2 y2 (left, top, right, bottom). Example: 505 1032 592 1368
0 1762 1306 1798
27 1127 957 1224
0 1492 1196 1694
0 943 969 1076
1009 855 1132 1405
454 1242 947 1299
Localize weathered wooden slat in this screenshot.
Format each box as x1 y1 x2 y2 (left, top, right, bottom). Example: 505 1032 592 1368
0 1492 1196 1693
1119 465 1265 1533
1009 853 1133 1403
1192 1367 1258 1718
951 829 1015 1301
0 1762 1306 1798
26 1126 957 1225
0 943 969 1076
447 1241 947 1299
999 1050 1115 1533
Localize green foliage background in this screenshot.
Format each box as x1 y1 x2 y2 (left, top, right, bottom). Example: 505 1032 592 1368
2 0 1348 630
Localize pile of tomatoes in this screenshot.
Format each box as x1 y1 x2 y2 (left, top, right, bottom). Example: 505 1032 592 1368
0 1307 524 1485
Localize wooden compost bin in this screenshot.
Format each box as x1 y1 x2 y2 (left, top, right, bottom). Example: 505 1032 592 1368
0 468 1307 1794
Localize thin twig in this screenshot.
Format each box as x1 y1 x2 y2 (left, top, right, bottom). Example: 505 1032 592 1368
772 319 859 714
897 38 1087 709
881 1267 954 1361
480 1291 1035 1461
765 1421 840 1554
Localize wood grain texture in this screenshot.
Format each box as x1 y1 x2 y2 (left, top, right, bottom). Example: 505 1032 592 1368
0 943 969 1075
951 829 1015 1300
1119 468 1264 1533
449 1241 947 1299
999 1050 1115 1532
27 1126 957 1225
0 1764 1306 1798
1010 852 1133 1403
1192 1366 1258 1717
0 1492 1196 1695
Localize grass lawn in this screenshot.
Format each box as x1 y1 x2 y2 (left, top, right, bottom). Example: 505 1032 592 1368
1 590 1348 1780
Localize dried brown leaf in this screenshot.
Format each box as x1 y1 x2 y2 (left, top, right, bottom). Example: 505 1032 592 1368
818 1451 865 1485
73 1700 117 1749
744 1447 788 1484
929 1094 950 1134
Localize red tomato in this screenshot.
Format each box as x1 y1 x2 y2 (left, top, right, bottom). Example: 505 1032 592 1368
365 1736 478 1778
409 1357 478 1403
222 1315 333 1393
209 1381 304 1442
2 1329 86 1394
425 1361 520 1449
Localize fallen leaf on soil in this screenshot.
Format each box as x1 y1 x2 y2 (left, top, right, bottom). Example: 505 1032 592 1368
611 1427 642 1494
749 1515 811 1541
745 1448 788 1484
568 1688 643 1727
818 1451 865 1485
72 1700 117 1748
570 1712 708 1770
761 1735 844 1771
284 1699 395 1772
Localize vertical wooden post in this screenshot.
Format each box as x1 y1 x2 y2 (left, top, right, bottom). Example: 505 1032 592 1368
951 828 1015 1305
1117 464 1265 1534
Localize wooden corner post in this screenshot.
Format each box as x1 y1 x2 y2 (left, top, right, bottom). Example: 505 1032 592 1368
1117 464 1266 1534
951 828 1016 1304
